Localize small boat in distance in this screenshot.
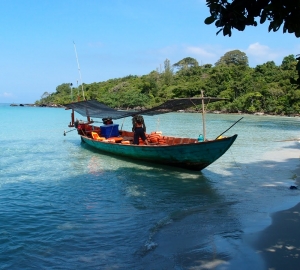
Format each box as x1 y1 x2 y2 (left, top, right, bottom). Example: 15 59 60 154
64 97 240 171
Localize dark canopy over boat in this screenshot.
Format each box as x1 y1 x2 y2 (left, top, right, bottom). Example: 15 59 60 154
64 97 227 120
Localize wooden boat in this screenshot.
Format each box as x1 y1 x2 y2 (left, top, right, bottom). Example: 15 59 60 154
65 98 240 171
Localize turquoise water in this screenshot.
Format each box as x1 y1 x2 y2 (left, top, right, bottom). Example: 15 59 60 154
1 104 300 269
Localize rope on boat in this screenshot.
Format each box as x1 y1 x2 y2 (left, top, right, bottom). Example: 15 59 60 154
215 117 244 139
63 129 76 136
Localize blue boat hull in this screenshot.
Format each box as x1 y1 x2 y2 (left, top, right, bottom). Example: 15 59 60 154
81 134 238 171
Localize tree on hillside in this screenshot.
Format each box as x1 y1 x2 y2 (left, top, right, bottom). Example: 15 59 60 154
56 83 72 94
173 57 199 70
163 58 173 85
296 55 300 83
281 55 297 71
215 50 248 67
204 0 300 37
41 92 50 99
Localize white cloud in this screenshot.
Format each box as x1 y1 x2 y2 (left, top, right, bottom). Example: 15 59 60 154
183 45 224 65
185 46 216 58
246 42 280 64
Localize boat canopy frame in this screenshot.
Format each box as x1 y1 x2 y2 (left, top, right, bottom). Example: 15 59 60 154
64 97 227 120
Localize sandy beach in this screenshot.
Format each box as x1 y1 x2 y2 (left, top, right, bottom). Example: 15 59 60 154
249 156 300 269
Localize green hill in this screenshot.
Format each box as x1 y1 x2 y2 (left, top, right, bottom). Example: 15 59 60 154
36 51 300 116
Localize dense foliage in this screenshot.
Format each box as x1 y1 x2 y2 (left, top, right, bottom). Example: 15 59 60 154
36 51 300 115
205 0 300 37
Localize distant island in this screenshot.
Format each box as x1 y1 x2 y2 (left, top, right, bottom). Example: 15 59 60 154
10 103 63 108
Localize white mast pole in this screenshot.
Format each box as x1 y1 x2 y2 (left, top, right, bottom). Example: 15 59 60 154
201 90 206 141
77 80 79 96
73 41 85 100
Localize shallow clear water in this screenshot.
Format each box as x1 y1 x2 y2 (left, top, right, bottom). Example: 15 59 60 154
1 104 300 269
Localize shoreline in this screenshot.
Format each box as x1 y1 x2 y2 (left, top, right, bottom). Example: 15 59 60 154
248 163 300 269
9 103 63 108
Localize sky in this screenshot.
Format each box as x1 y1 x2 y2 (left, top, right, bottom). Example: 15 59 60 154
1 0 300 104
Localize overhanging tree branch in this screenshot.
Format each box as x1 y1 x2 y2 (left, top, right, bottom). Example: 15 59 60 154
205 0 300 37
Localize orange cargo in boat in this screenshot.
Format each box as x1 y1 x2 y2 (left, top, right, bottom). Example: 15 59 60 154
108 137 123 143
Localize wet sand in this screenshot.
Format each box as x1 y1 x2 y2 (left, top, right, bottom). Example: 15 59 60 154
250 165 300 269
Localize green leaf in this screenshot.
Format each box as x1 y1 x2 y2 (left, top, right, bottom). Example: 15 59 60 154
223 25 231 36
216 28 222 35
215 20 222 27
260 12 267 24
268 22 273 32
205 16 216 25
236 23 245 31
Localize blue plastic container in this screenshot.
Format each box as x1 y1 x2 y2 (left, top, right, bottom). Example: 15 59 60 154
198 134 204 142
100 124 119 138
